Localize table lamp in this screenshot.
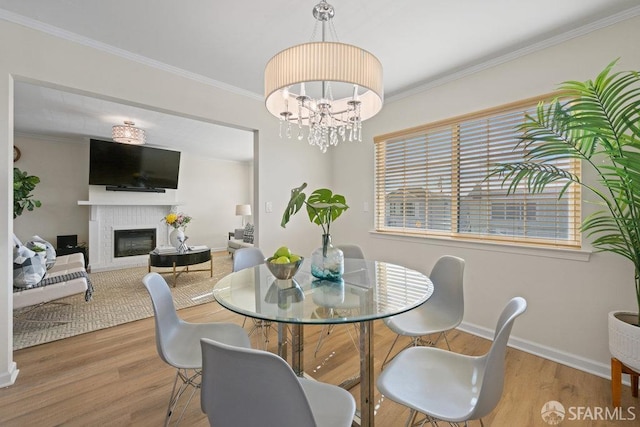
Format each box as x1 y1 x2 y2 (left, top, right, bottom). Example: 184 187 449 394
235 204 252 226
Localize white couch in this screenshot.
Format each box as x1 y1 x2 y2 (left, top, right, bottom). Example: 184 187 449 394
13 252 89 309
227 226 254 257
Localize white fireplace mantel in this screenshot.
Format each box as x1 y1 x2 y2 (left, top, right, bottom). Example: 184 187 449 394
86 204 176 272
81 185 185 271
78 201 185 206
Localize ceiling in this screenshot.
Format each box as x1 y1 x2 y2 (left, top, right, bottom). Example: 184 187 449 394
3 0 639 161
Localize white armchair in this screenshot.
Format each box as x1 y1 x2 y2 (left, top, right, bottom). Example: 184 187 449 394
227 224 255 257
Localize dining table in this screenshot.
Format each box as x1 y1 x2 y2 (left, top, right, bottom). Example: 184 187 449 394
212 257 434 427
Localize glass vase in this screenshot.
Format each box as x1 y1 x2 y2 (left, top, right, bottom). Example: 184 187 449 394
311 234 344 281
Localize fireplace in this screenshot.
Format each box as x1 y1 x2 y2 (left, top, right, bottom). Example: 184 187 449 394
114 228 156 258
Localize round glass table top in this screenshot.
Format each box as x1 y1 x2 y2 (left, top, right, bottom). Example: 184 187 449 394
213 258 434 324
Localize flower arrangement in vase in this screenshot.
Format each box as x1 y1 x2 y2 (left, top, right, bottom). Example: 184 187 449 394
162 211 192 249
281 183 349 280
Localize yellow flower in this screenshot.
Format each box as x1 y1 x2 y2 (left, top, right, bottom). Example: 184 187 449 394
165 213 177 225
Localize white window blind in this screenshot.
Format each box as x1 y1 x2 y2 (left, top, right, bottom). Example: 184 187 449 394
374 94 581 248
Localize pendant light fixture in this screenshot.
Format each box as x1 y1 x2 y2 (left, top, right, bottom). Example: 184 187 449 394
264 1 383 153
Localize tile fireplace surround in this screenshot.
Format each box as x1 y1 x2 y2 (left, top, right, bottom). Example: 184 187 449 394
79 201 175 272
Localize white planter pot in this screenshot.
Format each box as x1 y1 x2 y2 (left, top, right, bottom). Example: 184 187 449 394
608 311 640 372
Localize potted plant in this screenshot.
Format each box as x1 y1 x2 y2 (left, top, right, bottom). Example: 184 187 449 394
13 167 41 218
281 183 349 280
489 59 640 371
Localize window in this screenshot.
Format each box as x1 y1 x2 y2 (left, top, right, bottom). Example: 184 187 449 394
374 93 581 248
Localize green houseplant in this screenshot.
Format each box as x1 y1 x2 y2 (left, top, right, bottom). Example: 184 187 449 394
13 167 41 219
488 60 640 370
281 183 349 280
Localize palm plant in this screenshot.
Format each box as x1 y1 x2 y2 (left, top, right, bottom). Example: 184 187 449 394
488 60 640 324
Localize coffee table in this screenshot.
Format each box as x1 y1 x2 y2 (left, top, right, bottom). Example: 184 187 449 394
148 247 212 286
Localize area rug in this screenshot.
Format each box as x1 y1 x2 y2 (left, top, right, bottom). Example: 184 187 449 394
13 254 233 350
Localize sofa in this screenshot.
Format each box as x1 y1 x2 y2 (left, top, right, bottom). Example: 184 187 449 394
227 224 255 257
13 238 91 310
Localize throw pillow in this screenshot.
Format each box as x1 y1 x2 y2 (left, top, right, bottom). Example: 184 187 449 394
27 235 57 270
242 223 254 244
13 244 47 288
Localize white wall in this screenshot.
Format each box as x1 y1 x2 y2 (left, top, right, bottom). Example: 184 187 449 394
0 19 331 386
178 153 253 251
13 135 90 246
332 16 640 379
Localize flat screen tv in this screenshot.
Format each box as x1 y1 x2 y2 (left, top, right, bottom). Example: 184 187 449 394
89 139 181 191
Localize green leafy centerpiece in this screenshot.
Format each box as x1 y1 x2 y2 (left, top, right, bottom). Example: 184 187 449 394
281 183 349 280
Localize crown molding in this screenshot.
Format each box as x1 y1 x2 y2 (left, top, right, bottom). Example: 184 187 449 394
387 5 640 103
0 9 263 102
2 5 639 106
14 131 87 145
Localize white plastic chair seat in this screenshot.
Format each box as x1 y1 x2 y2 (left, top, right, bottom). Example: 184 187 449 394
298 378 357 426
384 303 462 337
163 322 251 369
378 346 485 422
377 297 527 426
201 338 356 427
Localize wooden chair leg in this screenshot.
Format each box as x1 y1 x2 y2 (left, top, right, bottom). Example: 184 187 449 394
612 357 623 407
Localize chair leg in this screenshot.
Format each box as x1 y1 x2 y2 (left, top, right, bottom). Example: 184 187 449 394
442 332 451 350
314 324 332 357
247 319 271 349
314 322 359 357
381 334 402 368
164 368 201 427
404 409 417 427
382 335 420 369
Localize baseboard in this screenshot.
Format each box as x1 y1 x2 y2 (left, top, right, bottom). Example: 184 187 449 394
458 321 622 384
0 362 19 387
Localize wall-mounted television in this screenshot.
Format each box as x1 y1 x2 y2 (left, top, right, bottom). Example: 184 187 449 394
89 139 181 192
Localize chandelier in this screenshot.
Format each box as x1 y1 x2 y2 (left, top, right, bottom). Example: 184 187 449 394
264 1 383 153
112 120 146 145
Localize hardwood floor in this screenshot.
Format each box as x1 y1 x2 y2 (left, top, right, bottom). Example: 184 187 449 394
1 301 638 426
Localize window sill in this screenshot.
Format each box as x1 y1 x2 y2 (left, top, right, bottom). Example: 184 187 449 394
369 230 592 262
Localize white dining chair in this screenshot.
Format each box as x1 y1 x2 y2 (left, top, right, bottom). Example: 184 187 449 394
381 255 465 367
232 247 273 349
313 244 365 357
142 273 251 426
200 337 356 427
377 296 527 427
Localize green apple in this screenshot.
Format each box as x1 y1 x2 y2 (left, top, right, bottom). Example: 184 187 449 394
273 255 291 264
289 254 301 263
274 246 292 258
